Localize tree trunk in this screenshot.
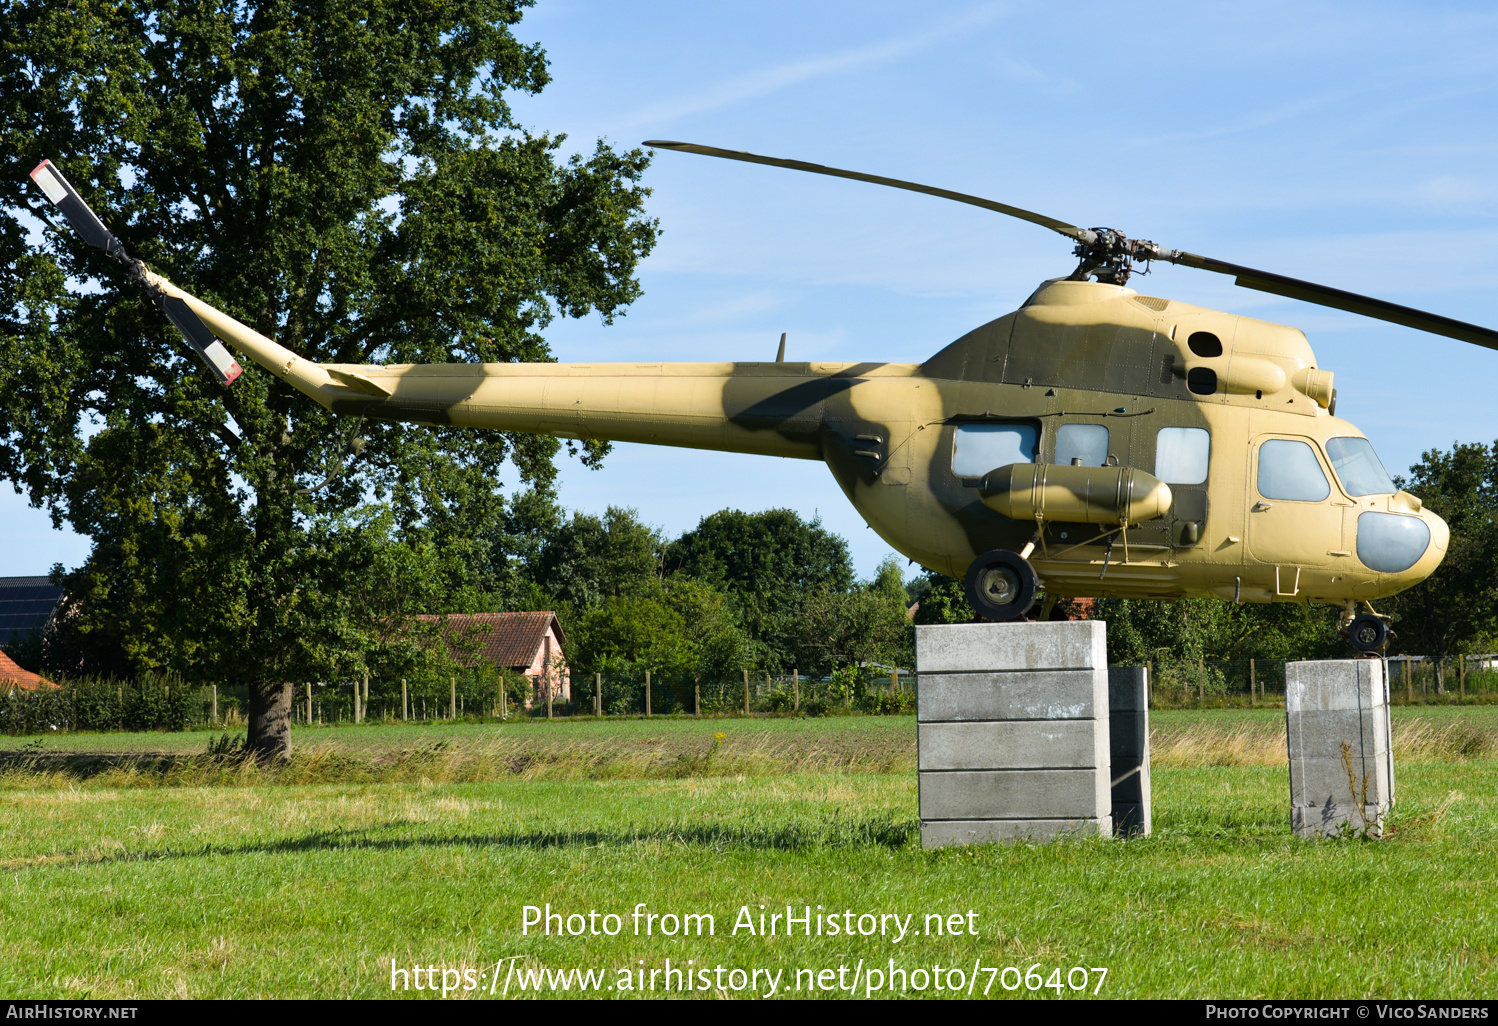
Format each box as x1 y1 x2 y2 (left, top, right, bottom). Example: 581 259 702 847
247 681 292 761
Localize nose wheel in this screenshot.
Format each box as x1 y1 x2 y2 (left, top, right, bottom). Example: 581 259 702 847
1345 612 1390 653
964 549 1039 622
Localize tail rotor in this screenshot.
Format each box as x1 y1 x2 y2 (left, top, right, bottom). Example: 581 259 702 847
28 160 243 385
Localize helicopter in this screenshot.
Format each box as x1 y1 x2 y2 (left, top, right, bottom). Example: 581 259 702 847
29 144 1498 653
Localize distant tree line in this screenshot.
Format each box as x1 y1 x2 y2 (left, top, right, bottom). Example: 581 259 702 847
6 494 915 689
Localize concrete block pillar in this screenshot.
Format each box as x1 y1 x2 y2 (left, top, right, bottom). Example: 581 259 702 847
1286 659 1393 838
1108 667 1151 837
917 621 1111 848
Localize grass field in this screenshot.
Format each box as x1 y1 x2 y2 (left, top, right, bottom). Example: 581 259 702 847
1 711 1495 1000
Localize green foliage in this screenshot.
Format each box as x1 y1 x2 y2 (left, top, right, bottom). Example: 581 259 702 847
664 508 854 594
1094 597 1343 666
1 674 196 734
531 506 665 611
0 1 659 745
907 571 970 625
567 576 751 680
794 583 912 677
664 509 854 670
1384 442 1498 680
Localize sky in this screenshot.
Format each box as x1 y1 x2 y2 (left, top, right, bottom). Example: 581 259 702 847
4 0 1497 579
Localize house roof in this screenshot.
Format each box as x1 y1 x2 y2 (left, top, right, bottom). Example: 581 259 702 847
416 612 566 671
0 648 53 691
0 575 64 646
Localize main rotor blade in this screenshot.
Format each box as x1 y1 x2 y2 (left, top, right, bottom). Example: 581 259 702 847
1167 251 1498 351
644 140 1095 244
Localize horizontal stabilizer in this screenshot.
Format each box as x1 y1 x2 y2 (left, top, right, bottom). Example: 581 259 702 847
325 368 394 397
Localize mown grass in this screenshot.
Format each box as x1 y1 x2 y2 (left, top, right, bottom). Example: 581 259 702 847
1 712 1496 999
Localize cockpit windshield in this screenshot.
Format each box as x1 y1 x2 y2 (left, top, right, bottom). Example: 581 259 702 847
1326 437 1396 496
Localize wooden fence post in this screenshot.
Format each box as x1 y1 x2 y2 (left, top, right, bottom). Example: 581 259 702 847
743 668 750 715
500 679 507 720
644 670 651 717
306 686 312 725
211 684 218 724
793 669 799 713
402 679 408 721
595 672 602 717
547 672 554 720
694 678 700 717
450 676 457 721
1460 655 1466 701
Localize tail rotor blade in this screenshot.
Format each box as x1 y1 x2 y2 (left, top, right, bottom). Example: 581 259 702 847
159 296 243 385
29 160 126 259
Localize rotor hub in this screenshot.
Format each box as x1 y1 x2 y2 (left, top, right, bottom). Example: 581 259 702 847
1070 228 1174 286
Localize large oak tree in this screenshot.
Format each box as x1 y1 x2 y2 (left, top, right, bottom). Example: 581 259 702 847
0 0 658 757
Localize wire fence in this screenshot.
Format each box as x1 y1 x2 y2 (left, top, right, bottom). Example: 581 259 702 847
6 656 1498 734
1143 657 1498 708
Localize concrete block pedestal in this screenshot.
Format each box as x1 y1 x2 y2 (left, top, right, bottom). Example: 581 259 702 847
917 621 1115 848
1286 659 1392 838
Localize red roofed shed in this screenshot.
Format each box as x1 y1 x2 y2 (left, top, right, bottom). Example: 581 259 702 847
417 612 569 706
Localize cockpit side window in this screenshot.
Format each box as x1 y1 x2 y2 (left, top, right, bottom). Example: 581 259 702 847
952 423 1038 477
1258 439 1330 501
1326 437 1396 497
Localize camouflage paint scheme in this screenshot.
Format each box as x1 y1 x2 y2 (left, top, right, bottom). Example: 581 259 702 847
146 266 1447 612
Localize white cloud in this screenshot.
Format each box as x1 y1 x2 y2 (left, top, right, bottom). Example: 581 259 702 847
620 2 1012 128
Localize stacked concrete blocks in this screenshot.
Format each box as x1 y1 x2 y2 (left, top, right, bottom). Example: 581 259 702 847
1108 667 1151 837
917 621 1111 848
1285 659 1393 839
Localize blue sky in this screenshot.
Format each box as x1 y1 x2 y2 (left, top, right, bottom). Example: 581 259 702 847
5 0 1497 579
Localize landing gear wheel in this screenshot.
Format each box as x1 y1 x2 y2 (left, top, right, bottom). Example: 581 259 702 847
1346 613 1389 653
964 549 1039 622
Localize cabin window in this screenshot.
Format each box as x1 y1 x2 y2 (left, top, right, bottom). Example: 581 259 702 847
952 423 1037 477
1055 424 1109 467
1326 437 1396 497
1257 438 1330 501
1155 427 1210 485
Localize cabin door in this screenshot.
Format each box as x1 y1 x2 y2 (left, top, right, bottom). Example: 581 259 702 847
1246 435 1345 573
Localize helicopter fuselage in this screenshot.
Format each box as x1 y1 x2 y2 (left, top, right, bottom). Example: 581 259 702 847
166 273 1447 608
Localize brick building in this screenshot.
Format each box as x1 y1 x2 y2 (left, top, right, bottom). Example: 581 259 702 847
417 612 569 706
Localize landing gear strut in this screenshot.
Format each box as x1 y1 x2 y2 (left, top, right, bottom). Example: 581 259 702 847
964 549 1039 622
1340 600 1391 654
1346 613 1389 654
